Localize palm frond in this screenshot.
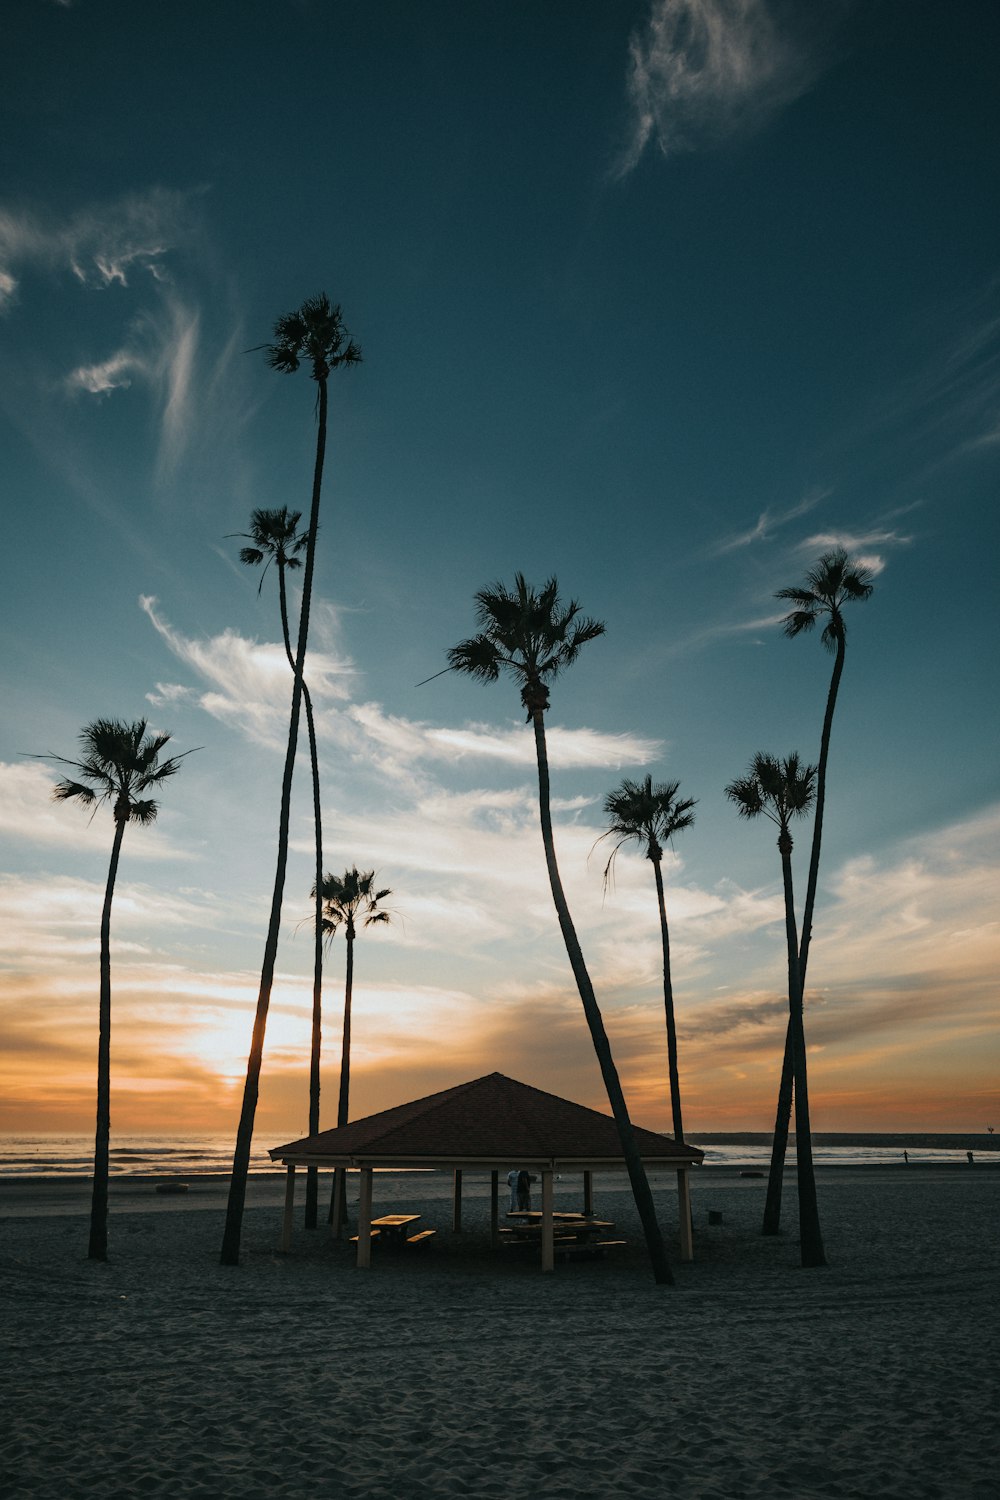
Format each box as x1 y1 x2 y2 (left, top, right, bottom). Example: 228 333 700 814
447 635 503 682
453 573 604 693
128 799 159 826
727 752 816 827
52 778 99 806
777 548 874 647
599 773 696 856
725 773 765 820
37 718 192 828
266 295 362 382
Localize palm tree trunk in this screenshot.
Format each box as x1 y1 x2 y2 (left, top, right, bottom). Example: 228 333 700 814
530 706 673 1286
799 636 844 985
763 638 845 1235
221 378 329 1267
338 927 354 1130
778 832 826 1268
761 1024 794 1235
328 925 354 1230
303 684 324 1230
276 566 325 1231
651 857 684 1143
90 814 126 1262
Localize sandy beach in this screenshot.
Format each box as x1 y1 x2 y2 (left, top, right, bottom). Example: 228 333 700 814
1 1165 996 1499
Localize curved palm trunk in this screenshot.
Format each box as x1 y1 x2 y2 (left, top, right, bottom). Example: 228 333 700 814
304 690 324 1230
651 856 684 1143
778 831 826 1268
530 705 673 1286
89 813 127 1262
276 565 325 1230
221 379 329 1266
763 639 845 1235
328 923 354 1230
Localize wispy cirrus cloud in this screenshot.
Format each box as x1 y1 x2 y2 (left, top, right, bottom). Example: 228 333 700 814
64 292 204 477
141 594 356 751
0 189 239 480
710 488 828 555
617 0 836 176
794 527 912 576
141 595 661 774
0 187 193 306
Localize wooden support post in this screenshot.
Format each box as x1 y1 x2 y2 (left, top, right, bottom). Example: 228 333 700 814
356 1167 374 1269
331 1168 346 1239
490 1169 499 1247
583 1169 593 1216
678 1169 694 1263
541 1169 554 1273
280 1165 296 1252
452 1168 463 1233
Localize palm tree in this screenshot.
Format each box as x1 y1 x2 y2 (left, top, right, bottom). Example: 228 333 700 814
315 867 392 1230
726 752 826 1268
598 775 697 1144
448 574 674 1285
761 550 874 1235
37 719 191 1261
233 506 326 1231
221 295 361 1266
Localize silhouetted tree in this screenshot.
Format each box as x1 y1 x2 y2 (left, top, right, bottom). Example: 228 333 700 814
233 506 326 1229
761 550 874 1235
598 775 697 1144
221 296 360 1266
448 574 674 1285
316 867 391 1229
38 720 191 1261
726 752 826 1268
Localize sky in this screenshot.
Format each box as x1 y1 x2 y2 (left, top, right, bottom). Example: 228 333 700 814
1 0 997 1143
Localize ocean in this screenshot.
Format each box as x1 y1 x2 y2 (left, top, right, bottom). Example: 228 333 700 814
0 1132 996 1178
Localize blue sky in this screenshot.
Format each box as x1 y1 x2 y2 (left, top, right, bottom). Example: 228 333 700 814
1 0 997 1137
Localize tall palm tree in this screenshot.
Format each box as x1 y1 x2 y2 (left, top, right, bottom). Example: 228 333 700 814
233 506 326 1230
762 550 874 1234
315 867 392 1229
38 719 190 1261
598 775 697 1144
726 752 826 1268
448 574 674 1285
221 295 361 1266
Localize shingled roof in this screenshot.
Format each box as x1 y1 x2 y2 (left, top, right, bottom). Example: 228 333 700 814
270 1072 704 1168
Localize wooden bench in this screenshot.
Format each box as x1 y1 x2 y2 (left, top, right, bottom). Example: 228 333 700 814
349 1229 381 1244
554 1238 627 1262
406 1229 437 1247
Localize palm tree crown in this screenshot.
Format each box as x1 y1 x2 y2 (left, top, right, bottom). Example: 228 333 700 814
776 548 874 651
46 718 190 825
599 775 697 882
725 752 816 832
318 867 392 943
447 573 605 714
232 507 307 596
266 293 362 383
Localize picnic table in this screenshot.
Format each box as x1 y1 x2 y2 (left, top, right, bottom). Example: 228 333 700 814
502 1212 619 1253
369 1213 436 1248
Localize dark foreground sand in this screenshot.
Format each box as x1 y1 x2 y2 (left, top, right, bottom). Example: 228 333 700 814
1 1166 996 1499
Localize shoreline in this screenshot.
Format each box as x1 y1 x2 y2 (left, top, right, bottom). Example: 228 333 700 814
1 1159 994 1222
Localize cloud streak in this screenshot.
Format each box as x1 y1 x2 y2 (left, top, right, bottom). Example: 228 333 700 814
618 0 829 175
710 488 828 554
141 596 661 774
0 188 193 304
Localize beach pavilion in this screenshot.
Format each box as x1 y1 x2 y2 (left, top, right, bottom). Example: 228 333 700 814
270 1072 704 1272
